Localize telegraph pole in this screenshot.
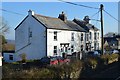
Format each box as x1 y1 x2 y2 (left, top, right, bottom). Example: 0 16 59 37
100 4 104 55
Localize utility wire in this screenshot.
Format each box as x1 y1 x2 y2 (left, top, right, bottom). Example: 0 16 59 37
0 9 24 16
95 9 100 26
89 9 100 22
103 9 120 23
58 0 99 9
90 10 100 19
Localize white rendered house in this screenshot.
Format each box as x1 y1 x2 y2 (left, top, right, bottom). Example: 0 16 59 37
73 16 101 52
15 10 86 61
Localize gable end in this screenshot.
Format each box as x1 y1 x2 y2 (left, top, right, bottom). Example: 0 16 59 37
14 15 29 30
32 15 47 28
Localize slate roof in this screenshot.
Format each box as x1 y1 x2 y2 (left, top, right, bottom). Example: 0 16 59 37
73 18 99 32
65 20 86 32
104 35 120 44
32 14 86 32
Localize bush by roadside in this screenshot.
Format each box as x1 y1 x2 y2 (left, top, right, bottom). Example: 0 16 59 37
100 53 119 64
2 60 83 79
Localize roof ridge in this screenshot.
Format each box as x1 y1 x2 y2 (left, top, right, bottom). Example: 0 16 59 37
34 14 59 20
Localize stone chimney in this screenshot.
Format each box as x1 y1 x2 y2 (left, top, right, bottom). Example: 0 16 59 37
83 16 90 23
58 11 67 22
28 10 34 16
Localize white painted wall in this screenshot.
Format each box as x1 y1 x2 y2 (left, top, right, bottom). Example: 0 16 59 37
89 29 101 51
0 57 2 66
15 13 46 61
47 29 86 57
3 53 15 63
0 53 2 66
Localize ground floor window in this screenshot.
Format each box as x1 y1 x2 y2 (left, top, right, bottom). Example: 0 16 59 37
71 45 74 52
9 55 13 60
53 46 57 55
81 45 83 51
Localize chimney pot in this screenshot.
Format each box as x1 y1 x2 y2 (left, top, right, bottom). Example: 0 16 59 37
28 9 34 16
83 16 90 23
58 11 67 22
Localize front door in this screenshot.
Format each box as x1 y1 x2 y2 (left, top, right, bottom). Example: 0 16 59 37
60 43 69 55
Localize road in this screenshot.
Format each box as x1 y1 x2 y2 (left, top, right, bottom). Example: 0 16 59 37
80 61 120 80
91 61 120 80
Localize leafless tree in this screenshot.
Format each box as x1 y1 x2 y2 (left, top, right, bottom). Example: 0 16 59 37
0 16 9 52
0 16 9 35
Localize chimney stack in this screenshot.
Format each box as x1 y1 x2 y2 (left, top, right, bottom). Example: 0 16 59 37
83 16 90 23
28 9 34 16
58 11 67 22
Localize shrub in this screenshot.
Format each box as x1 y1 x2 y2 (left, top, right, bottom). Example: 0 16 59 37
19 53 27 63
100 53 119 64
85 57 98 69
2 60 83 79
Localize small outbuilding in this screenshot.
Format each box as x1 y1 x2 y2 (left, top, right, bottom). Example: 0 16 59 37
3 51 15 63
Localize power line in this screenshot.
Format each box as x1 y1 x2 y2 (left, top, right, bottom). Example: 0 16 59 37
0 9 24 16
90 19 100 22
103 9 120 23
58 0 99 9
90 10 100 18
95 9 100 26
89 10 100 22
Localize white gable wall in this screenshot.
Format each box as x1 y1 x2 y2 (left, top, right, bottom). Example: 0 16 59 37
15 15 46 61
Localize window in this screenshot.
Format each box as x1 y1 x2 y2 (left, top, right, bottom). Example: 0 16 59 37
28 27 32 44
9 55 13 60
54 31 57 41
61 48 63 52
94 43 97 50
86 34 89 41
94 32 97 40
53 46 57 55
90 32 92 40
65 47 68 52
71 45 74 52
81 45 83 51
81 33 83 41
98 33 99 39
98 43 99 49
71 33 74 41
28 27 32 38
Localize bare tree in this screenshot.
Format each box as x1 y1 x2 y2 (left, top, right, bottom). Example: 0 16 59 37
0 16 9 52
0 16 9 35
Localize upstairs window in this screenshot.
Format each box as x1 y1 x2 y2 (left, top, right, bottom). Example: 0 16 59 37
28 27 32 38
98 33 99 39
28 27 32 44
54 31 57 41
71 33 74 41
81 33 83 41
86 34 89 41
94 32 97 40
9 55 13 60
90 32 92 40
53 46 57 55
